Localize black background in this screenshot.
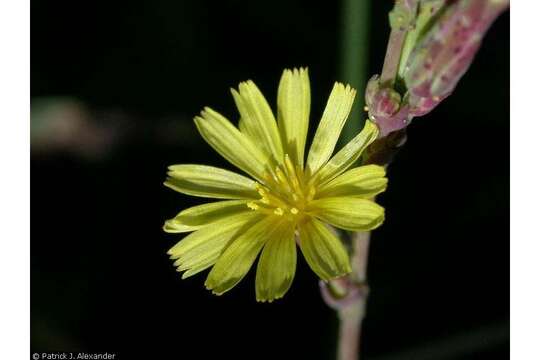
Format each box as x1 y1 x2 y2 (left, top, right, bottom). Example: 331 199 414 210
31 1 509 359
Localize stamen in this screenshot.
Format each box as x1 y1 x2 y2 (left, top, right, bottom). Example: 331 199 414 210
275 167 293 194
284 154 304 197
307 186 316 201
284 155 296 177
264 192 289 209
262 169 283 189
247 202 259 210
275 167 287 184
251 156 315 219
255 183 266 194
295 165 306 187
260 172 286 200
249 201 284 216
263 171 276 185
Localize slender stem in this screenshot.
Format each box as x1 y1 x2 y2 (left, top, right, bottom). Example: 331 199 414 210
337 232 371 360
349 231 371 284
337 304 363 360
339 0 371 145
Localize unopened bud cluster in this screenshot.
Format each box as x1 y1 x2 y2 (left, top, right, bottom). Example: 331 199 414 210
366 0 509 137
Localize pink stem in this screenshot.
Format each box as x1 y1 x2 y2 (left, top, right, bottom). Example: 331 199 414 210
336 232 371 360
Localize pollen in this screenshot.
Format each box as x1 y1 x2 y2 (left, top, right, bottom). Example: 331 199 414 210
247 154 313 221
247 202 259 210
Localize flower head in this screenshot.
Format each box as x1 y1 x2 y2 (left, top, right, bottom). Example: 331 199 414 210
164 68 387 302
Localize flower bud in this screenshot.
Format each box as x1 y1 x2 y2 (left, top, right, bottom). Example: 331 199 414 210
407 91 448 117
404 0 509 101
365 75 411 137
366 75 401 117
365 0 508 138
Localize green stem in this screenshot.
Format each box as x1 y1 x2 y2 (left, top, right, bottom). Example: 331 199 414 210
339 0 371 145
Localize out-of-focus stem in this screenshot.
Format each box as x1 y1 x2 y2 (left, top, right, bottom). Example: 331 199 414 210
339 0 371 145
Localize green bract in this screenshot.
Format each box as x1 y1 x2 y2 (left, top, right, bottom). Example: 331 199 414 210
164 68 387 302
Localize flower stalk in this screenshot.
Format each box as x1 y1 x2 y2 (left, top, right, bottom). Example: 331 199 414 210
337 231 371 360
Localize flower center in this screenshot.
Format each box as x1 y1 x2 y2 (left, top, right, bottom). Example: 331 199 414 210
247 154 315 220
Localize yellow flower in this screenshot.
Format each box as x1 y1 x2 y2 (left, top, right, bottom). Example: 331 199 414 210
164 68 387 302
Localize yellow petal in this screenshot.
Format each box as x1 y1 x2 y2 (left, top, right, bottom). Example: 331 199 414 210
205 216 284 295
195 107 268 180
163 221 202 234
165 164 258 199
309 197 385 232
255 222 297 302
231 81 283 162
277 68 310 168
163 200 250 233
316 165 387 199
238 117 249 135
298 218 351 281
168 212 261 279
313 120 379 186
306 83 356 176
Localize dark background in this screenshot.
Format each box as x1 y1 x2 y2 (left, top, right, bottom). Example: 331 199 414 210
31 1 509 359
